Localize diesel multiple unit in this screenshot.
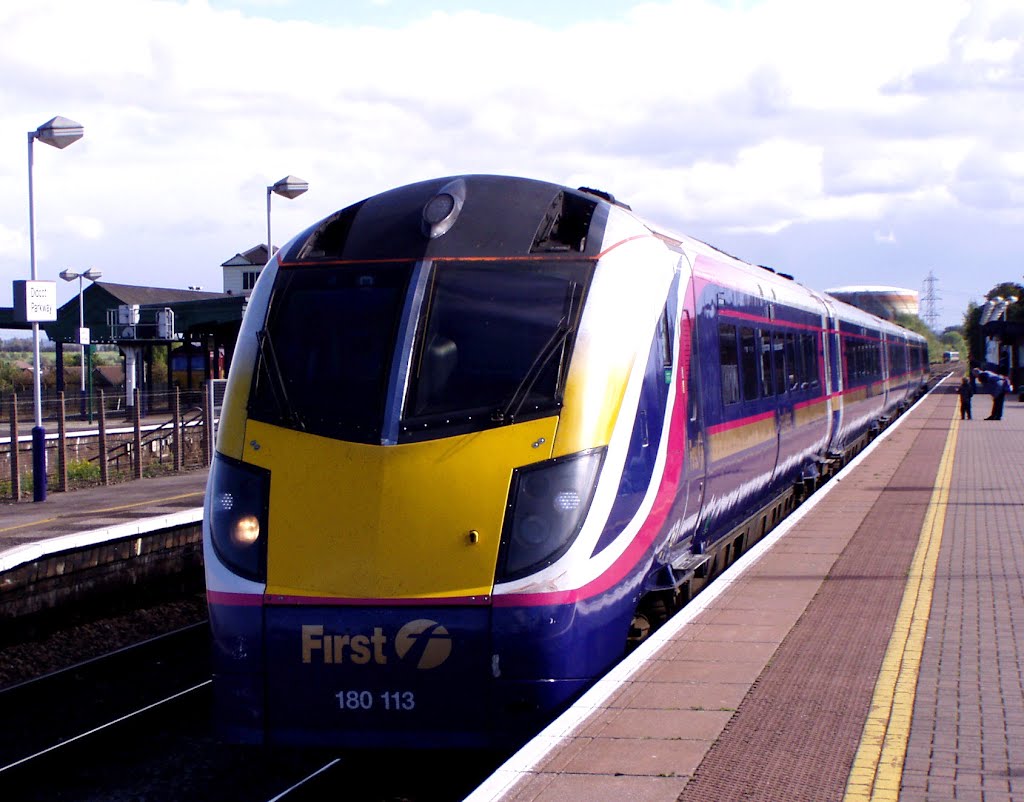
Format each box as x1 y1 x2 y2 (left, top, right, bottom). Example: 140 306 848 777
204 175 928 748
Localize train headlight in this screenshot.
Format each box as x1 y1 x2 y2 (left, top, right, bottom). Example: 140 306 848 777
231 514 261 547
497 448 605 582
207 454 270 582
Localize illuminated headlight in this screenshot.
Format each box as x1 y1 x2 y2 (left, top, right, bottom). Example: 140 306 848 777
497 449 605 581
207 454 270 582
231 514 261 546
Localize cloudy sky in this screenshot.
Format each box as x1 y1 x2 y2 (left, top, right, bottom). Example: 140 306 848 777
1 0 1021 331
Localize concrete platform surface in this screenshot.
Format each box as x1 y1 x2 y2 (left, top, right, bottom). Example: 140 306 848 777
0 469 207 561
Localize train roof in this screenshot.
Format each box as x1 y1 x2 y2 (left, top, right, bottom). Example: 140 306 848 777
612 199 925 343
279 174 925 344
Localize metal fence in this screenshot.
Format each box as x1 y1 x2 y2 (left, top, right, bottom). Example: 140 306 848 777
1 388 213 502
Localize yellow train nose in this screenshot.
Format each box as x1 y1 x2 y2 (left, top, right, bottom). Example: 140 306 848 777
243 417 558 601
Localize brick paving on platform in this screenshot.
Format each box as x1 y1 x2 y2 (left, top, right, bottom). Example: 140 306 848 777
478 382 1024 802
900 394 1024 802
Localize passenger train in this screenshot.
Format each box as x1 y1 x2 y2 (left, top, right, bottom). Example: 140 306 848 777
204 175 929 749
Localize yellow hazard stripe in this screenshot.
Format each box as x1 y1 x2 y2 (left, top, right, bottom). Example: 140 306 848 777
843 404 960 801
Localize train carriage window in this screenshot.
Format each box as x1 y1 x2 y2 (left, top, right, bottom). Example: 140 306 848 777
771 332 786 395
784 332 799 391
759 330 775 397
805 333 820 388
740 327 759 401
718 323 740 405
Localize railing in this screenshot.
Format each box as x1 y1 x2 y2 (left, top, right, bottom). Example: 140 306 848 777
2 388 213 502
99 405 205 474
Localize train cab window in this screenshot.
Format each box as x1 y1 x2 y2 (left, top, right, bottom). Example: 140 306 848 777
248 262 413 443
718 323 740 405
740 327 759 401
403 260 592 434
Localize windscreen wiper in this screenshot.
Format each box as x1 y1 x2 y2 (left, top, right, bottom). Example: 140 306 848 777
256 329 306 431
492 317 571 424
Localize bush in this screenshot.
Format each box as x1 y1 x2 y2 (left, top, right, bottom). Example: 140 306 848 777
67 459 101 484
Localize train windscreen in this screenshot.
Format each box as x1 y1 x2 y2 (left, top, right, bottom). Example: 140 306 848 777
248 259 592 444
248 262 413 443
402 260 591 438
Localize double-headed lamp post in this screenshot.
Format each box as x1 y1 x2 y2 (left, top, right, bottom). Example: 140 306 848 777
59 267 102 418
28 116 84 502
266 175 308 264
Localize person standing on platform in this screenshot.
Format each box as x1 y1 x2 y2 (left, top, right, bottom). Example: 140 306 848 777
958 376 974 420
972 368 1010 420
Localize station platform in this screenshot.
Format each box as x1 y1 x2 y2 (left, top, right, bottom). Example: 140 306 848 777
469 380 1024 802
0 470 206 552
0 469 206 581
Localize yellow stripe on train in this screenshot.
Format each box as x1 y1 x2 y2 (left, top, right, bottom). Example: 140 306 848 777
794 398 829 428
707 415 777 463
243 417 559 600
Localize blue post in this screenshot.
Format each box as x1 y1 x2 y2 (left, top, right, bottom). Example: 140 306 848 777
31 425 47 502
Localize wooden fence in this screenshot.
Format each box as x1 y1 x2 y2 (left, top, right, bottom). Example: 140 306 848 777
2 388 213 502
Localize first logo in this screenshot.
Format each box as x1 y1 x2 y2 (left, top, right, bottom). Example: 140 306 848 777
395 619 452 669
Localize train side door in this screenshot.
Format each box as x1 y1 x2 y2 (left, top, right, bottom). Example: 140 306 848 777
769 327 794 486
680 307 706 530
822 303 842 447
881 333 891 410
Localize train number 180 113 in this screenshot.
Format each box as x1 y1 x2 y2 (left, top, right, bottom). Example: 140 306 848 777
335 690 416 711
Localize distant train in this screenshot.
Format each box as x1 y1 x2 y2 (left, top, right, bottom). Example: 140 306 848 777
203 175 929 749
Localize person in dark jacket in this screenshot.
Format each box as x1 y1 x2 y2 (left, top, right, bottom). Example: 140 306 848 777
957 376 973 420
972 368 1011 420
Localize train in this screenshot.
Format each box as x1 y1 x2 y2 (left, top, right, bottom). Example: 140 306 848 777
203 174 929 749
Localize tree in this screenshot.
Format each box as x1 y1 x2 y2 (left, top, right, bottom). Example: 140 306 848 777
894 312 944 363
939 329 966 360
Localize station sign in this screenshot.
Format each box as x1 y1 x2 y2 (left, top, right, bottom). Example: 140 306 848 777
12 280 58 322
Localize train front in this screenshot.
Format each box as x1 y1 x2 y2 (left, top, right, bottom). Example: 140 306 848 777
203 176 670 748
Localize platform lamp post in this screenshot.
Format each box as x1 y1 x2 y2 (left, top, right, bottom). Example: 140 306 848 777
59 267 102 421
27 116 84 502
266 175 308 265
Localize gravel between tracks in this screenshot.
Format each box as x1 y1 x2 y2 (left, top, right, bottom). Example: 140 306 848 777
0 595 208 689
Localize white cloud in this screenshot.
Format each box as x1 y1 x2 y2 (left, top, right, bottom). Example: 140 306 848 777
64 216 105 241
0 225 24 260
0 0 1020 329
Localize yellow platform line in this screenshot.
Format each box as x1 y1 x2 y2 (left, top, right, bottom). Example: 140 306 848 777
844 405 960 802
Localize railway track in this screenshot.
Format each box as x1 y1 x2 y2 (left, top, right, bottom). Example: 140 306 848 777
0 622 501 800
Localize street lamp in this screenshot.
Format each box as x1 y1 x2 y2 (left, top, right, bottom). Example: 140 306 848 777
28 116 84 502
266 175 308 265
59 267 102 420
